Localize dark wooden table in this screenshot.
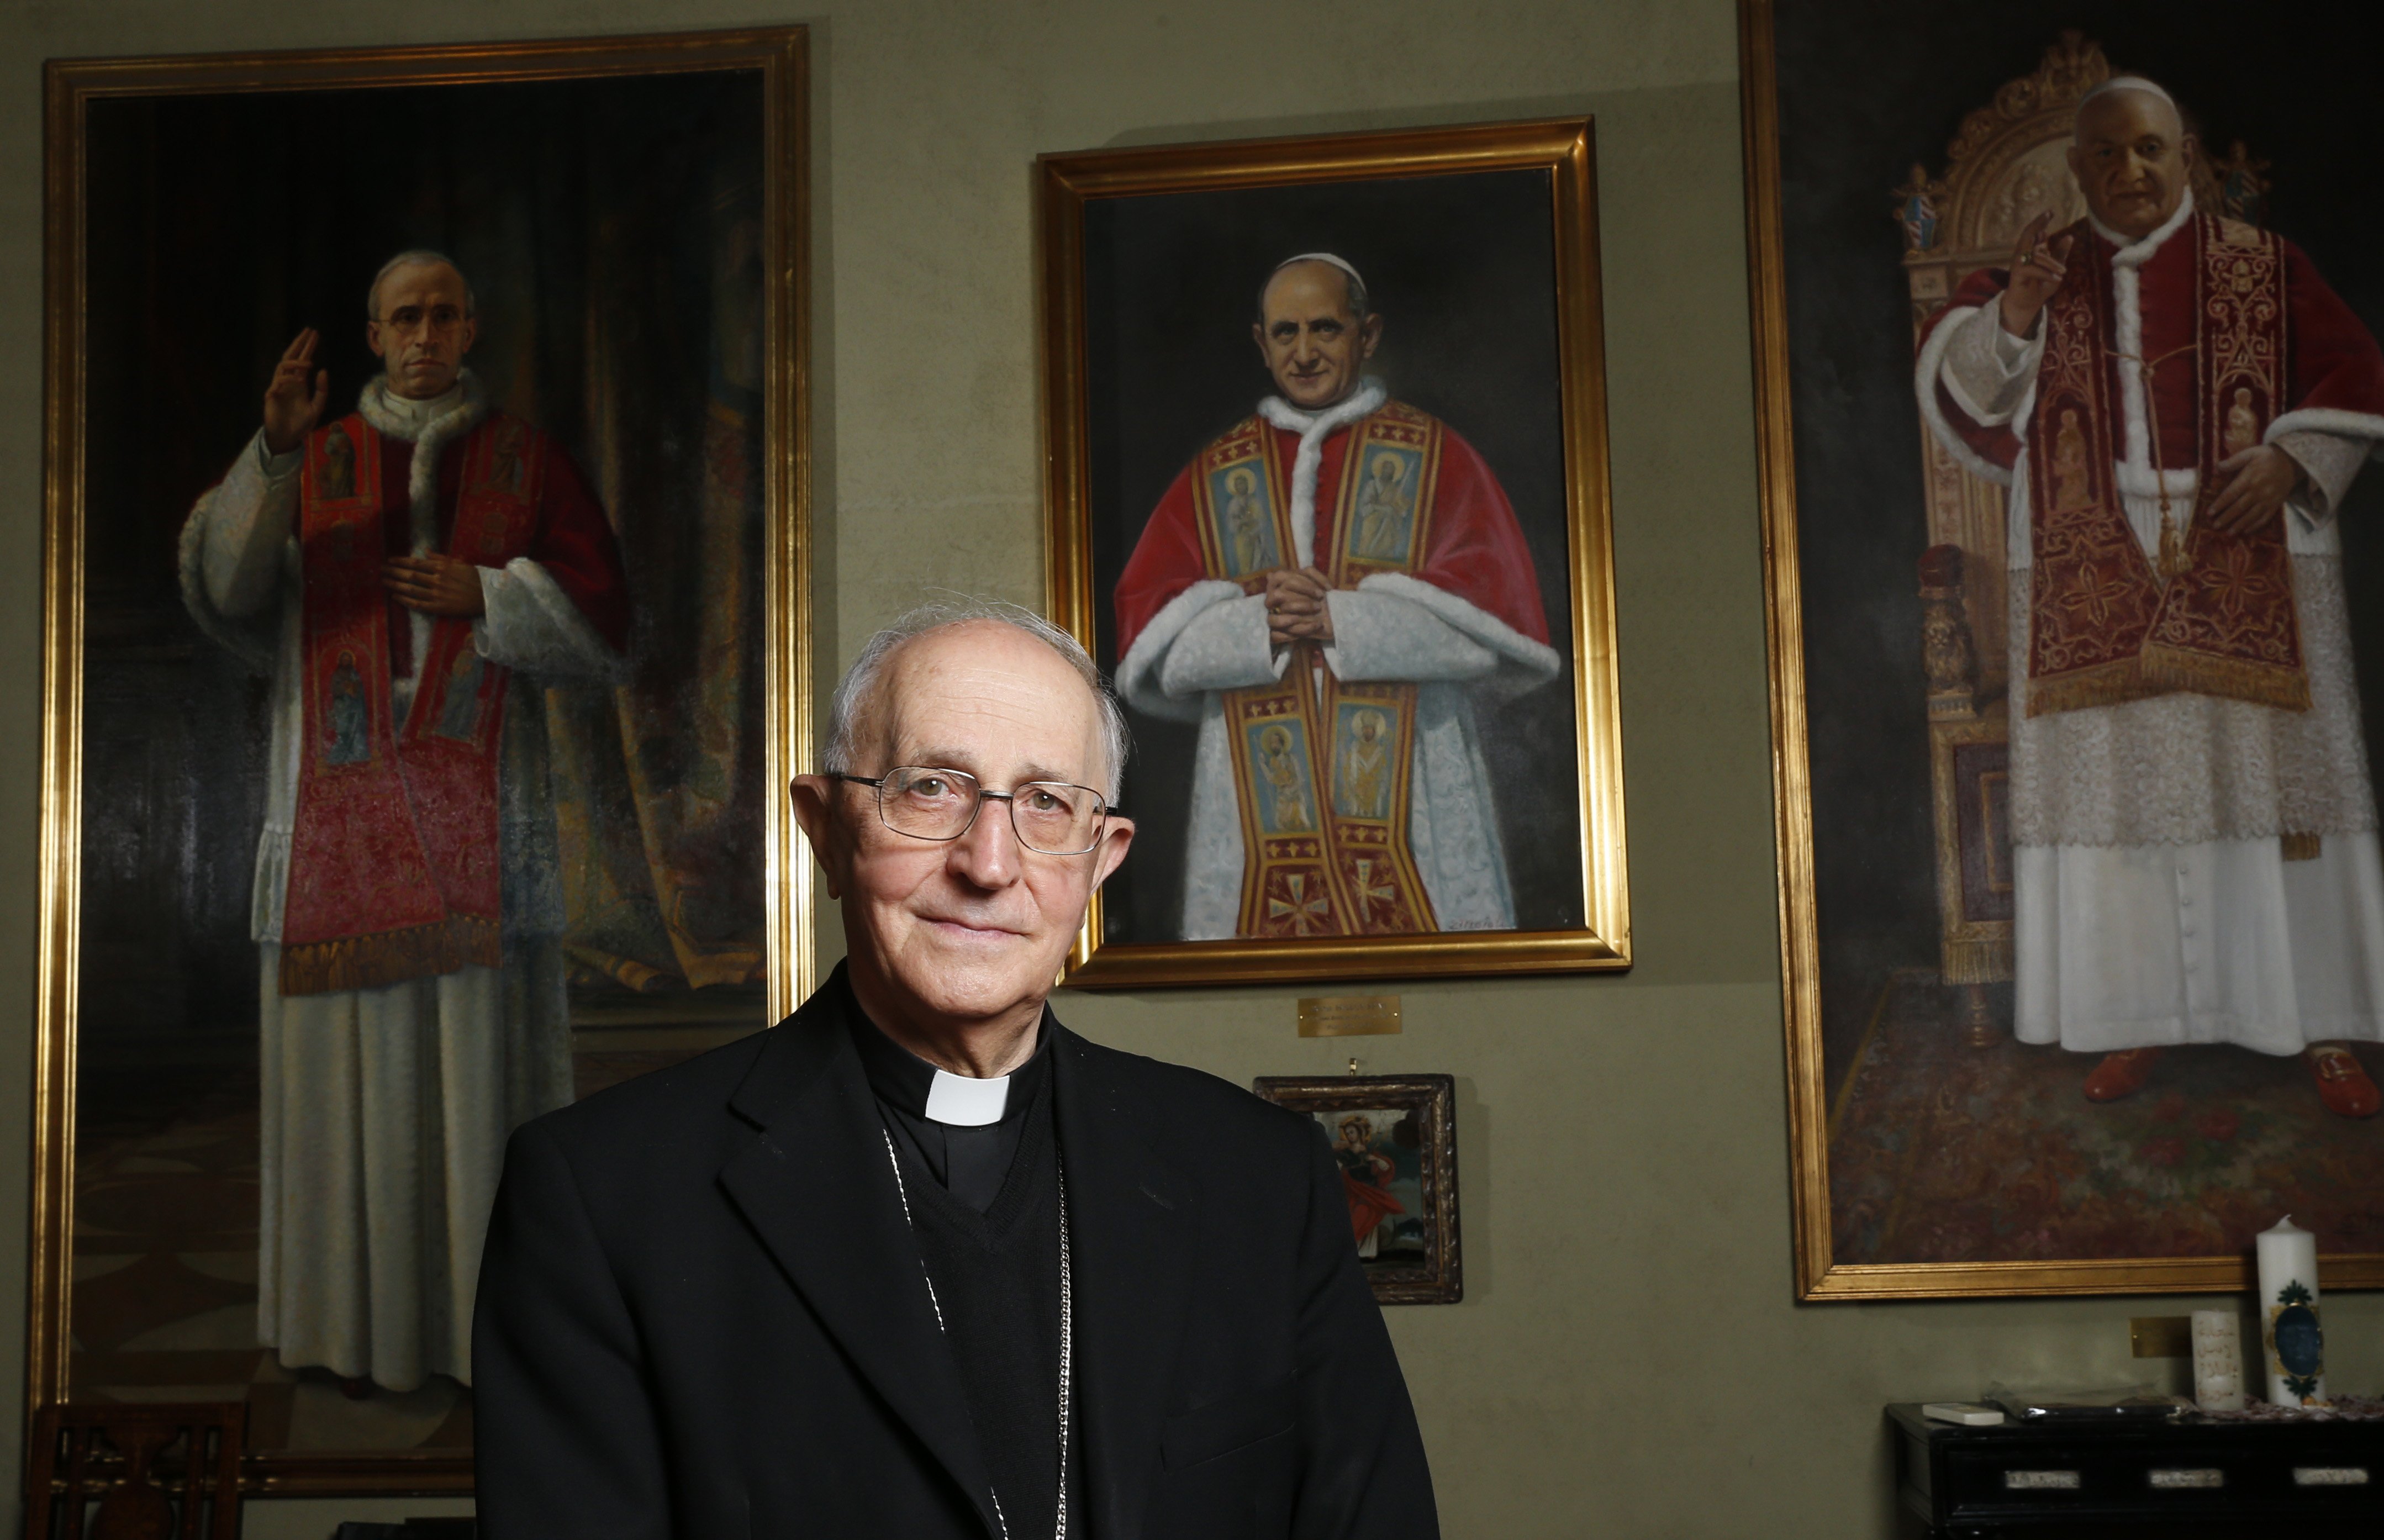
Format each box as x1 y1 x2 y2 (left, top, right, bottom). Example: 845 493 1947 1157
1889 1401 2384 1538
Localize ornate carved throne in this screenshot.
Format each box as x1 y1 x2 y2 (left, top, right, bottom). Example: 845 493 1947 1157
1892 33 2269 1042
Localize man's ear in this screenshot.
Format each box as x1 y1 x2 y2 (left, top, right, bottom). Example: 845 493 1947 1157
789 775 849 899
1087 814 1135 893
2180 133 2199 173
1252 320 1269 366
1359 313 1384 362
458 316 478 358
366 320 388 365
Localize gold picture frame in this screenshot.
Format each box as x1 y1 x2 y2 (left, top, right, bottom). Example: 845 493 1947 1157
1741 0 2384 1299
38 28 811 1493
1038 119 1628 989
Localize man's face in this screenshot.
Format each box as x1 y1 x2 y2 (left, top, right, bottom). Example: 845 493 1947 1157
1252 262 1382 411
794 623 1134 1035
2068 89 2194 241
367 262 478 400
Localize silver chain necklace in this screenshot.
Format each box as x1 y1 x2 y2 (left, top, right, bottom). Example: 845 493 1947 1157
880 1128 1072 1540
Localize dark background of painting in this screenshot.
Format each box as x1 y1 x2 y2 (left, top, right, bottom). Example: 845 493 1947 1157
1777 1 2384 1081
73 69 768 1445
1081 168 1583 943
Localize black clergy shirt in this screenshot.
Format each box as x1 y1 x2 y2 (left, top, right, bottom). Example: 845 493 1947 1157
847 990 1083 1537
847 990 1053 1214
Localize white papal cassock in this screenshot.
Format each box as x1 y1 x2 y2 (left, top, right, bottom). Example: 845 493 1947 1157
1922 193 2384 1055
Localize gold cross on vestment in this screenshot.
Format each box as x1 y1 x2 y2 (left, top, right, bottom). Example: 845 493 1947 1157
1268 872 1335 934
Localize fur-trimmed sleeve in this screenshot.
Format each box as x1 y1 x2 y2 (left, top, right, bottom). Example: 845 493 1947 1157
473 440 631 683
1915 266 2030 484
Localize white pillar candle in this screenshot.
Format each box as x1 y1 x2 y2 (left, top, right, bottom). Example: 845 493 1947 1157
2255 1215 2325 1406
2190 1309 2244 1412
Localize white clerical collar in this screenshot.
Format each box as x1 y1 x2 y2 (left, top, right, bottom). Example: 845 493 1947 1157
377 379 465 425
2095 187 2195 270
358 369 479 440
924 1068 1011 1126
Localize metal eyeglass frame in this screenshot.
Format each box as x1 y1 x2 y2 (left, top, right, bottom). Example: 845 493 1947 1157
825 768 1122 856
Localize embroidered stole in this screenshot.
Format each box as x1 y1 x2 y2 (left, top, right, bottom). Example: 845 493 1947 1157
1191 404 1443 938
279 412 546 995
2025 214 2308 717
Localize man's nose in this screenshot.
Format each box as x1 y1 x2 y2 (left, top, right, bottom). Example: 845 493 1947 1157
947 797 1022 887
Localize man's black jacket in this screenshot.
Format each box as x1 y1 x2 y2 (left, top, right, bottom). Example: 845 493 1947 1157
473 979 1439 1538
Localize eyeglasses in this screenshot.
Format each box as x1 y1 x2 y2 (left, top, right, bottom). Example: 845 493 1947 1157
827 767 1119 856
375 304 468 337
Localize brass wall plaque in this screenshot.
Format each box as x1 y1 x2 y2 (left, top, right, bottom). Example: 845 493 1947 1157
2130 1315 2193 1358
1297 995 1402 1037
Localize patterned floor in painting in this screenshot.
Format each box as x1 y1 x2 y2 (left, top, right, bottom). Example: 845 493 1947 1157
70 1038 733 1452
1831 972 2384 1265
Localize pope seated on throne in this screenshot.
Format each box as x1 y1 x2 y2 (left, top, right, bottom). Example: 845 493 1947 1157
1916 75 2384 1117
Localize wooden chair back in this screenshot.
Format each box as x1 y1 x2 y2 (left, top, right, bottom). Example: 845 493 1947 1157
25 1401 246 1540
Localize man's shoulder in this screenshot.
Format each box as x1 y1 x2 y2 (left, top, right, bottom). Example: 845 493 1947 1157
2196 210 2274 252
1056 1026 1319 1147
526 1021 779 1160
1369 398 1504 476
1372 398 1440 431
1189 413 1272 468
305 411 375 448
469 407 553 449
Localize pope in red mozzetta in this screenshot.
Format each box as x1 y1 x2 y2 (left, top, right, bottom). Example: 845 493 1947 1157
1114 254 1559 941
181 251 629 1394
1917 77 2384 1117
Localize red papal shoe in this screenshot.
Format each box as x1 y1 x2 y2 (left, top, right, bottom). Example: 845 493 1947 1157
2082 1047 2164 1103
2308 1045 2382 1120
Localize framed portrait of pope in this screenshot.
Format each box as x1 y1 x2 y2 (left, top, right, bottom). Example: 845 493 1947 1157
1038 119 1629 988
35 30 809 1494
1747 2 2384 1300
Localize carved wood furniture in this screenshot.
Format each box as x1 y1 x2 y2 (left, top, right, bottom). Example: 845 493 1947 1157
26 1401 247 1539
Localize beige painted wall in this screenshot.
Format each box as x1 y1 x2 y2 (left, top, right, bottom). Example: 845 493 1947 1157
1 2 2374 1537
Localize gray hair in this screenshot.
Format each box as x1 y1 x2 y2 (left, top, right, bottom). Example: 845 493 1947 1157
1257 252 1370 325
366 249 478 320
824 599 1130 802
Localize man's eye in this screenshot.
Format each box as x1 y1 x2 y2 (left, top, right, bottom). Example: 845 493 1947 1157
908 777 949 798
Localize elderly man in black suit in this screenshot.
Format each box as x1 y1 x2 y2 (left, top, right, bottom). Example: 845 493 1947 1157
473 600 1438 1538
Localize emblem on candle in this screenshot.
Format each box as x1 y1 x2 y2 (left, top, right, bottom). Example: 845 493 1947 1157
2256 1215 2326 1406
